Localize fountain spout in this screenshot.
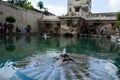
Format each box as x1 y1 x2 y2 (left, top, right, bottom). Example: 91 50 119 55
62 48 66 54
42 33 50 40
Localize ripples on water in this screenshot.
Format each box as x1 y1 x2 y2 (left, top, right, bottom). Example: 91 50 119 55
6 53 118 80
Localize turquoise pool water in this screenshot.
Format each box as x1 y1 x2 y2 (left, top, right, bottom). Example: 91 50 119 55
0 35 120 80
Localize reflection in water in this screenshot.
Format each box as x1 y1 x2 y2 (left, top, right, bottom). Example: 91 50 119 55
24 36 31 43
42 33 50 40
0 36 120 79
5 36 16 52
0 36 7 46
16 36 21 42
100 37 106 46
0 36 119 60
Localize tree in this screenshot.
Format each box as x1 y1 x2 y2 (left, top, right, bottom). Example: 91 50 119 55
117 12 120 21
7 0 15 4
37 1 44 10
22 2 33 9
114 21 120 28
43 7 48 12
37 1 48 12
7 0 33 9
113 12 120 28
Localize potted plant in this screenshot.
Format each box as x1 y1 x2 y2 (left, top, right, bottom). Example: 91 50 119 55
5 16 16 33
27 24 31 33
54 25 60 33
53 25 60 36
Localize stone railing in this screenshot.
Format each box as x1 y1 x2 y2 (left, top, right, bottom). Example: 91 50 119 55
87 12 117 20
86 16 116 20
43 16 60 21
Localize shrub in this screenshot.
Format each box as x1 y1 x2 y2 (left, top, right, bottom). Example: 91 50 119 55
27 24 31 32
5 16 16 23
54 25 60 30
114 21 120 28
117 12 120 21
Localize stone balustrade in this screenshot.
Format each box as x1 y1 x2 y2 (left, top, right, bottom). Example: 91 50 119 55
43 16 60 21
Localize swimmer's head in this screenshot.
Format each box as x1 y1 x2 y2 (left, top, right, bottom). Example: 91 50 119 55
60 54 69 59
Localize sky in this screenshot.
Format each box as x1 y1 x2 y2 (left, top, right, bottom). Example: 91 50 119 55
3 0 120 15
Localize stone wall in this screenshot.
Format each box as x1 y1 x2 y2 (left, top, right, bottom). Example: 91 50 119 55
0 1 42 33
96 23 115 35
67 0 91 17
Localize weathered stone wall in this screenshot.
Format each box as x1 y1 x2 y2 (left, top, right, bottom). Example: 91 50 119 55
67 0 91 17
0 1 42 33
96 23 115 35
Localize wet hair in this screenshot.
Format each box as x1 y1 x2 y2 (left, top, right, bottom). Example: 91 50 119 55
61 54 70 62
63 54 68 57
60 54 64 57
62 54 76 62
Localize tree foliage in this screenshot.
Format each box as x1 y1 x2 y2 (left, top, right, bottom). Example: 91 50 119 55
117 12 120 21
37 1 48 12
37 1 44 9
113 12 120 28
54 25 60 30
114 21 120 28
43 7 48 12
7 0 33 9
7 0 15 4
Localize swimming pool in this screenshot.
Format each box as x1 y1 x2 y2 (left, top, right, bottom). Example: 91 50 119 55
0 35 120 80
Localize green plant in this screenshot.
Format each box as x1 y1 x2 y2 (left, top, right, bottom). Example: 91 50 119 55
37 1 44 9
54 25 60 30
27 24 31 33
5 16 16 23
5 16 16 33
117 12 120 21
7 0 33 9
54 25 60 35
43 7 48 12
37 1 48 12
114 12 120 28
114 21 120 28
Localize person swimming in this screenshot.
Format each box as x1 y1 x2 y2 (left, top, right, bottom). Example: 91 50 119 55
54 54 76 67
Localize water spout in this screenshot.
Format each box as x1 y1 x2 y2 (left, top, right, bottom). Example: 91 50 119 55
42 33 50 40
62 48 66 54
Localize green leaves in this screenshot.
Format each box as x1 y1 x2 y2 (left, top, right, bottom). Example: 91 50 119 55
117 12 120 21
54 25 60 30
43 7 48 12
5 16 16 23
7 0 15 4
114 21 120 28
113 12 120 28
7 0 33 9
37 1 44 9
22 2 33 9
37 1 48 12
